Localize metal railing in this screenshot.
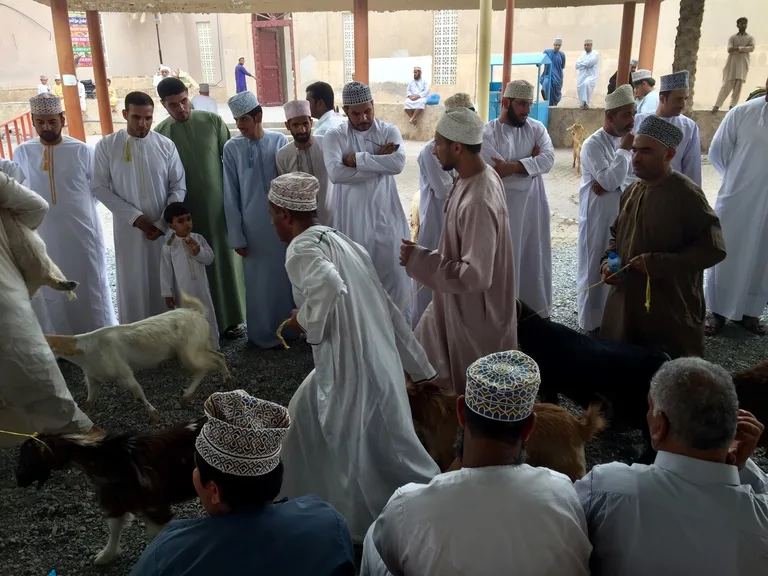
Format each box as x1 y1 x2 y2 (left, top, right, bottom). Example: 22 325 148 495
0 112 34 160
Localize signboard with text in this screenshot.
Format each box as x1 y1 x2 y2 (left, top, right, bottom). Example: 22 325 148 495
69 12 109 68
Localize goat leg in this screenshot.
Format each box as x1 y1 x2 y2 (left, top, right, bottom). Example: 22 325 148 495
94 513 132 565
143 506 173 538
116 373 160 424
84 375 102 411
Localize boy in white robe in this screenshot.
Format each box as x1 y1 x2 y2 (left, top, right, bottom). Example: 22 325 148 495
634 70 702 185
14 93 117 335
705 83 768 336
575 40 600 109
323 81 412 323
482 79 555 316
269 172 440 544
160 202 219 349
577 85 636 334
93 91 186 324
361 351 591 576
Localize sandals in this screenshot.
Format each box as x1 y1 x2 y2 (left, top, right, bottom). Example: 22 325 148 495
221 324 245 339
704 314 725 336
736 316 767 336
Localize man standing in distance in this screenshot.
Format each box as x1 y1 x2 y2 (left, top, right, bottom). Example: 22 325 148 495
402 108 517 394
323 81 412 322
93 91 186 323
712 17 755 112
14 94 116 335
276 100 330 224
482 79 555 317
601 115 726 357
155 77 246 340
705 79 768 336
634 70 701 186
222 91 292 349
577 84 636 335
541 38 566 106
190 83 218 114
235 57 254 94
306 81 345 136
575 39 600 109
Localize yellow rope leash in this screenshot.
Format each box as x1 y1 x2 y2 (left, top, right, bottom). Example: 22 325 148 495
0 429 47 446
645 273 652 313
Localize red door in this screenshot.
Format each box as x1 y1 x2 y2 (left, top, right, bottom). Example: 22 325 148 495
255 28 283 106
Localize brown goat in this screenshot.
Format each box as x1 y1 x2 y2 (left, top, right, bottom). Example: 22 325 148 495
732 361 768 450
566 123 587 176
408 381 607 482
15 419 204 565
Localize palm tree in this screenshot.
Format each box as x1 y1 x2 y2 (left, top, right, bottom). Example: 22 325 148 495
672 0 706 114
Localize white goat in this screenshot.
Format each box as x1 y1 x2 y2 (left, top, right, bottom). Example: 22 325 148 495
45 293 230 423
0 208 78 299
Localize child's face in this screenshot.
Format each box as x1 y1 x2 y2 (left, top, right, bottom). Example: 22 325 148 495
170 213 193 237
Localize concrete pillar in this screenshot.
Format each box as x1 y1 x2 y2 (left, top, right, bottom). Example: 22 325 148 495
50 0 85 142
638 0 661 71
353 0 369 85
477 0 493 121
501 0 515 88
86 11 113 136
617 2 636 88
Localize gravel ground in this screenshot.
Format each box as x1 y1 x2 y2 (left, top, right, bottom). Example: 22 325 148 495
1 198 766 575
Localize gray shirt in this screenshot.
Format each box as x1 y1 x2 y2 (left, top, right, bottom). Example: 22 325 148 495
575 451 768 576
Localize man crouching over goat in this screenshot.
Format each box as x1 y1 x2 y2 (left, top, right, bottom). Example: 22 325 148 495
133 390 356 573
45 293 229 423
0 171 96 446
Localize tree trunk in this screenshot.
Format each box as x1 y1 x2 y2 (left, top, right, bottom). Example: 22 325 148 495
672 0 706 114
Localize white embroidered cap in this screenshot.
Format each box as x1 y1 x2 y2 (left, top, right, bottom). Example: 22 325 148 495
199 83 210 92
637 115 684 149
268 172 319 212
283 99 312 121
195 390 291 477
554 37 563 44
414 66 422 71
30 93 62 115
342 81 372 106
436 107 484 145
631 69 653 83
605 84 635 110
660 70 690 92
227 91 260 118
54 74 61 80
444 92 474 110
503 79 535 100
584 38 593 44
465 351 541 423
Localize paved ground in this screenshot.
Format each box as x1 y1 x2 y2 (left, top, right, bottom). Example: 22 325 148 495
1 140 762 576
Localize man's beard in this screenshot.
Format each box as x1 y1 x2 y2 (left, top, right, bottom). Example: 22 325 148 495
506 106 527 128
293 133 310 144
39 130 61 143
453 426 528 465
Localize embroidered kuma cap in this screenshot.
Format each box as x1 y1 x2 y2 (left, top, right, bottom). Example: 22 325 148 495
444 92 474 110
436 108 484 145
195 390 291 476
465 351 541 422
504 79 534 101
342 81 372 106
283 99 311 121
660 70 690 92
30 93 62 115
584 38 593 44
605 84 635 110
631 69 653 83
268 172 319 212
554 37 563 44
630 59 639 67
227 91 259 118
637 115 684 149
199 83 210 92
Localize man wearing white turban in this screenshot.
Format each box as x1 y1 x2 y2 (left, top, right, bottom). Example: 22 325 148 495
269 173 440 544
577 84 637 334
482 79 555 317
402 108 517 394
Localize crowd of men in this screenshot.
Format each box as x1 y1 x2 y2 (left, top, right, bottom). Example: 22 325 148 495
0 53 767 573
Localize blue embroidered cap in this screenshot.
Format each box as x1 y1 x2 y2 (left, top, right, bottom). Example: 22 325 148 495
465 351 540 422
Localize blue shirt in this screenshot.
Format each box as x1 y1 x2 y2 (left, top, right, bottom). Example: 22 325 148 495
131 496 355 575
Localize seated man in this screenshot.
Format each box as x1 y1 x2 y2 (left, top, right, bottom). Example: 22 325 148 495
361 350 592 576
576 358 768 576
269 173 440 544
132 390 355 575
404 66 429 125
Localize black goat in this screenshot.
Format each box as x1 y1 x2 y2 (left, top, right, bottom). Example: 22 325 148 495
16 418 204 565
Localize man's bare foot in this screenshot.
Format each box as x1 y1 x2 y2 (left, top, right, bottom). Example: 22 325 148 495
737 316 767 336
704 313 726 336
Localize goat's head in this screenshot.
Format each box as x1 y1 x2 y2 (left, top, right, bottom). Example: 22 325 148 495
16 435 75 489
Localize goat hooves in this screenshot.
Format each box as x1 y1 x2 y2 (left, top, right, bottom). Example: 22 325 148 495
148 411 161 425
94 547 120 565
85 400 94 411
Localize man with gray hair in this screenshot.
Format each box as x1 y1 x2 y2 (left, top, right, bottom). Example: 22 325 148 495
576 357 768 575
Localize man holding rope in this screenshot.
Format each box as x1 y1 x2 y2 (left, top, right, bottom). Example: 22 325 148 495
599 115 726 358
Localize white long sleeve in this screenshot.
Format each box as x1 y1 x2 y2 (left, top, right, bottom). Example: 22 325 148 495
322 128 373 185
91 139 144 225
160 243 174 298
581 140 632 192
222 145 247 249
709 107 738 174
519 125 555 177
